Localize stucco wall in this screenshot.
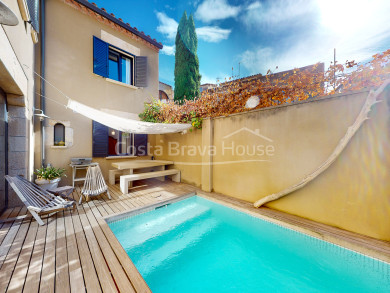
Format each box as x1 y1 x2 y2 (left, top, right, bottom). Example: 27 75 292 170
43 0 160 181
150 130 203 188
150 89 390 241
1 0 36 208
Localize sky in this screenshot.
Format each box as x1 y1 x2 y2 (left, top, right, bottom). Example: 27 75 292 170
93 0 390 87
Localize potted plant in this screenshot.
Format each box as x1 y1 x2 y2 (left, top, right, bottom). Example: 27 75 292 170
34 166 66 190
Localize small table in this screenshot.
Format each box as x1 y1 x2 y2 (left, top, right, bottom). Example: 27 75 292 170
48 186 75 201
69 162 99 187
111 160 173 186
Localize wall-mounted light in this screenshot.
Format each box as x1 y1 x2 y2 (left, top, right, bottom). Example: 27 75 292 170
34 109 50 121
0 1 19 26
111 131 116 136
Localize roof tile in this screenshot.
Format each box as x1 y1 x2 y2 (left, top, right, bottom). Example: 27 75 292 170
69 0 162 49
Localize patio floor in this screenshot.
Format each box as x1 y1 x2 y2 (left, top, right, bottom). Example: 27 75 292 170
1 179 389 292
0 179 195 293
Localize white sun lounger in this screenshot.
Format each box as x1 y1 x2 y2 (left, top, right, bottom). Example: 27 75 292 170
5 175 76 225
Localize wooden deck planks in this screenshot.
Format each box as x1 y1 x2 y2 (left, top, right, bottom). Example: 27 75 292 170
0 179 388 293
55 212 70 293
6 220 38 293
63 207 85 293
76 189 136 293
0 218 31 292
23 217 48 293
0 207 26 267
70 204 102 293
39 217 56 293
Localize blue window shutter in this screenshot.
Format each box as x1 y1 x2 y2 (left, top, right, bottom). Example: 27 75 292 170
135 56 148 87
93 36 108 77
26 0 39 32
92 121 108 157
134 134 148 156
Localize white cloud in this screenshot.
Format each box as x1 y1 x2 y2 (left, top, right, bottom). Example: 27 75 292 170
196 26 231 43
200 72 233 85
161 45 176 56
200 72 217 84
242 0 317 29
195 0 241 23
240 0 390 75
156 11 231 43
156 12 178 40
240 47 274 74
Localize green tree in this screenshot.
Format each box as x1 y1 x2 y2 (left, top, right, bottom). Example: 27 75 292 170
174 12 201 102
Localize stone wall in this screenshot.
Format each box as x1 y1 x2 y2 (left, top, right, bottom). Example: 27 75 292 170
7 106 28 207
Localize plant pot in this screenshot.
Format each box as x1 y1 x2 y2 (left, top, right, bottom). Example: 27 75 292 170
35 177 61 190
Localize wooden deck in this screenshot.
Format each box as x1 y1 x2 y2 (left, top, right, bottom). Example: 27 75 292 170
1 179 389 293
0 179 195 293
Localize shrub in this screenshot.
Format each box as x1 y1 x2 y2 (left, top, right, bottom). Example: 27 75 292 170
139 49 390 127
35 166 66 181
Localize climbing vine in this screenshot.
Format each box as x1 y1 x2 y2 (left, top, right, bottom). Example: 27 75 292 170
140 49 390 128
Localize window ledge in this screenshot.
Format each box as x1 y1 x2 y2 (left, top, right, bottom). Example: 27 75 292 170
51 146 68 149
105 78 139 89
105 155 137 160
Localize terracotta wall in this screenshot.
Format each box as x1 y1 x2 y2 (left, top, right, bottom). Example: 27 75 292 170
150 89 390 241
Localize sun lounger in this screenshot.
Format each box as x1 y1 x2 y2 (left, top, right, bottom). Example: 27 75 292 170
5 175 76 225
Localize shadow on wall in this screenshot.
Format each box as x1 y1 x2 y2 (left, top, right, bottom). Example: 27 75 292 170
149 89 390 241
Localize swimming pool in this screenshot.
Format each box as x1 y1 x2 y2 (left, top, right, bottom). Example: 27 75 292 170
107 195 390 292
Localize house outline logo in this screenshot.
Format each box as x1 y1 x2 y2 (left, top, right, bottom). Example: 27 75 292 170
223 127 273 142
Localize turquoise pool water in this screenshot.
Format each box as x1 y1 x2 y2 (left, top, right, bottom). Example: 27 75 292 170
108 196 390 292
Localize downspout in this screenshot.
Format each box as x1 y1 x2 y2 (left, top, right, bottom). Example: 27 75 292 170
40 0 46 167
1 88 9 209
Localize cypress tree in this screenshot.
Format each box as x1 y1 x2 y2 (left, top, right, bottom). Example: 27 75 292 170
174 12 201 102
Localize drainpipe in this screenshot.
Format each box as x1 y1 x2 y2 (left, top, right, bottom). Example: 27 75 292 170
40 0 46 167
1 88 9 209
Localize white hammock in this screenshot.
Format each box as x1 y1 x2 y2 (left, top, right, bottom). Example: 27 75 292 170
67 99 191 134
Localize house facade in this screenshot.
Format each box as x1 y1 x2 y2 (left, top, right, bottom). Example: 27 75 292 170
39 0 162 184
200 83 216 93
0 0 38 209
159 81 173 101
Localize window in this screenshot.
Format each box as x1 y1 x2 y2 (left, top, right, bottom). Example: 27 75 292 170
108 51 119 81
108 128 133 156
93 121 147 157
93 36 147 87
54 123 65 146
159 90 169 102
108 49 134 85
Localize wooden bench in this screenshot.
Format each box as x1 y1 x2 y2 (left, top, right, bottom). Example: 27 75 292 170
109 169 124 185
120 169 180 194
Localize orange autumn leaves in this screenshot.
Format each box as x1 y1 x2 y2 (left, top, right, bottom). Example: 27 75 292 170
143 49 390 127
